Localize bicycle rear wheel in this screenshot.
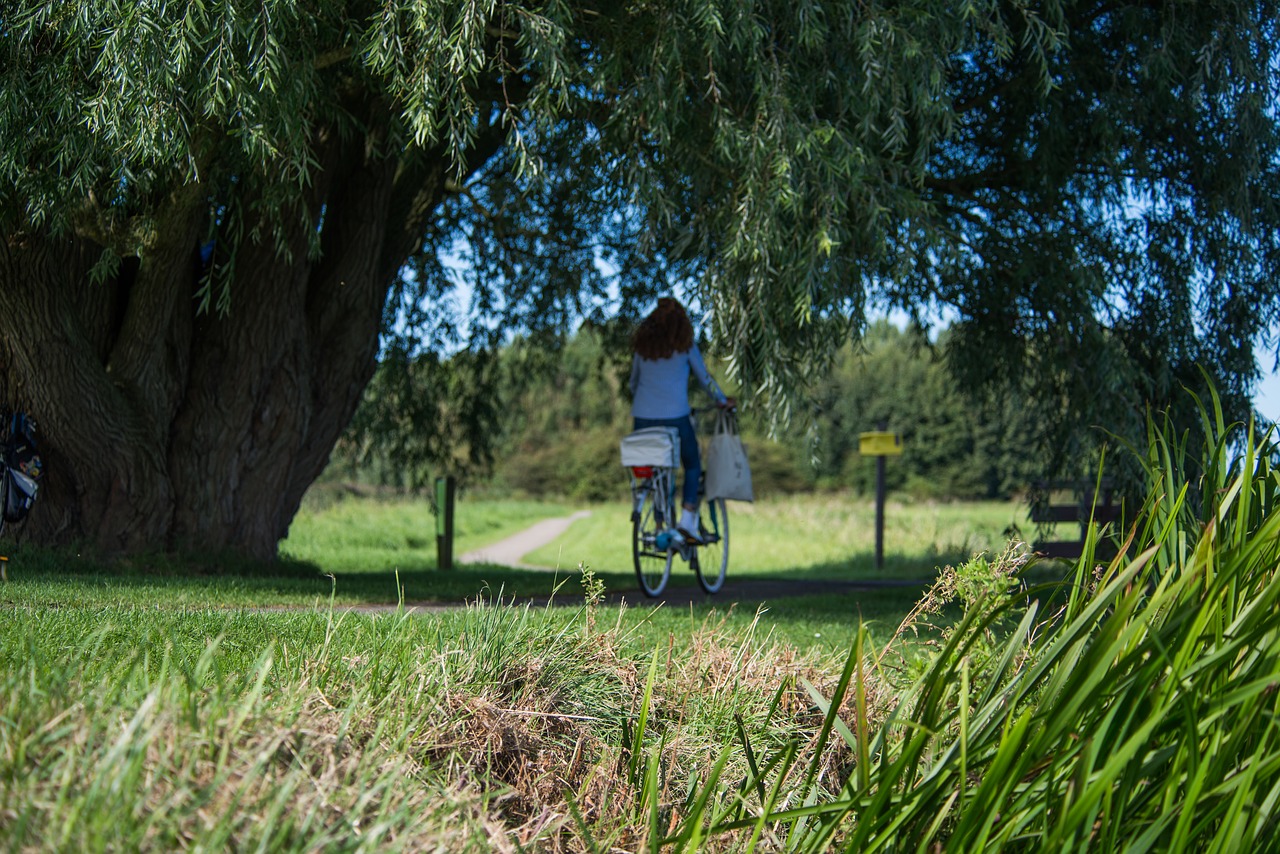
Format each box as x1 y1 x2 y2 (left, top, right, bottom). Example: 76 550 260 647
695 497 729 594
632 486 674 597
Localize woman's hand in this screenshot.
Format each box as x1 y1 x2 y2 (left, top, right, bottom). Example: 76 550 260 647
719 397 737 410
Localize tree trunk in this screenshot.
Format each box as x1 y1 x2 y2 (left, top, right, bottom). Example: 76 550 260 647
0 131 444 561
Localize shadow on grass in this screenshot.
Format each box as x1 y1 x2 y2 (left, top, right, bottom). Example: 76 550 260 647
1 542 1080 632
722 588 935 626
0 543 646 606
743 544 1016 585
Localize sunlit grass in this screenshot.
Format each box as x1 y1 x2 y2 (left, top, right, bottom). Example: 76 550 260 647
280 495 572 573
1 493 1018 620
599 587 947 659
524 495 1025 582
0 498 580 610
0 601 636 850
0 588 877 851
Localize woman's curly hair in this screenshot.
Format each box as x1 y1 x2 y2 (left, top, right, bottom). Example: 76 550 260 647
632 297 694 360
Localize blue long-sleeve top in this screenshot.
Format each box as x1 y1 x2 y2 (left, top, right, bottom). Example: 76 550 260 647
630 344 727 419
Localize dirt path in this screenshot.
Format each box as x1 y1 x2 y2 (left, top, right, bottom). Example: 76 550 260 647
457 509 593 569
341 576 927 616
538 576 926 610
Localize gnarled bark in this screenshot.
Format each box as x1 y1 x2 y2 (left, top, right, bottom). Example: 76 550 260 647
0 131 451 560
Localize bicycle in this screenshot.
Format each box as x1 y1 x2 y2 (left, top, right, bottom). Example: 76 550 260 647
622 411 730 597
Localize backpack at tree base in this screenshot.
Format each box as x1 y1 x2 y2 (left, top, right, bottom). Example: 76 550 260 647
2 412 42 525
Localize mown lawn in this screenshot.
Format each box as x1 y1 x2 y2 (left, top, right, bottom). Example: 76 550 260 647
2 492 1014 651
1 497 575 610
523 494 1026 583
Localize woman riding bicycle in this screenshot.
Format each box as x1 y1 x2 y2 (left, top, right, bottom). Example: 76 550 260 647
630 297 734 545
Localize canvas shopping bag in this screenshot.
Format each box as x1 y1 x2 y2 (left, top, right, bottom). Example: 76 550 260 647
703 409 753 502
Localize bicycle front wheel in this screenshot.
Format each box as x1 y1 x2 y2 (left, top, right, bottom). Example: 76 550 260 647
695 497 729 594
633 488 674 597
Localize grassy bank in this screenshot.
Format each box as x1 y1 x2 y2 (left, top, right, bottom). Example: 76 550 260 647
0 494 1010 849
0 588 860 851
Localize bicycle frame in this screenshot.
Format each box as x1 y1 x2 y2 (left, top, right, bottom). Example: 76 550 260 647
631 465 679 548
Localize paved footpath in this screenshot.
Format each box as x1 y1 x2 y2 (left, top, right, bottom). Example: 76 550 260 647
457 509 593 569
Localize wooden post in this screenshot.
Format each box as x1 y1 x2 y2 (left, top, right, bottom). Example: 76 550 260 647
858 424 901 573
436 475 455 571
874 422 886 572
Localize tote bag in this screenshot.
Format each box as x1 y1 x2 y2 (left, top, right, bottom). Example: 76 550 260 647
704 409 753 502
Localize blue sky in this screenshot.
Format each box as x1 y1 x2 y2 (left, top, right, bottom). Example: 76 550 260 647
1252 321 1280 424
1256 366 1279 424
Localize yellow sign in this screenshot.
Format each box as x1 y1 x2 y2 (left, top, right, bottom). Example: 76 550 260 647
859 431 903 456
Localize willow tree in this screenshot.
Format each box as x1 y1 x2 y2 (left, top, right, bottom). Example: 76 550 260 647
2 1 1277 558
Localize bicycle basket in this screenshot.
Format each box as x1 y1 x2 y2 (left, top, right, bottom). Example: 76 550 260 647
620 427 680 469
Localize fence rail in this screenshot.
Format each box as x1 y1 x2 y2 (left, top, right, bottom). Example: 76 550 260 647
1030 479 1123 559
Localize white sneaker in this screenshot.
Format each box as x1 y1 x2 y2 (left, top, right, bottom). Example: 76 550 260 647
675 508 701 545
676 525 704 545
675 512 706 545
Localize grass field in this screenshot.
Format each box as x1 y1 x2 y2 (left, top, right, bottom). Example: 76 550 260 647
1 498 574 610
5 395 1274 851
292 492 1026 654
0 491 1065 851
524 494 1026 582
3 492 1017 652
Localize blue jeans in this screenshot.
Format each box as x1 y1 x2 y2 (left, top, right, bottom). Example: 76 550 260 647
634 414 700 508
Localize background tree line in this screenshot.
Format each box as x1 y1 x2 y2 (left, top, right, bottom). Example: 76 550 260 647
328 319 1061 503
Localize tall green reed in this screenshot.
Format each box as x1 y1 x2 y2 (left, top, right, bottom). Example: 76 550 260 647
668 386 1280 850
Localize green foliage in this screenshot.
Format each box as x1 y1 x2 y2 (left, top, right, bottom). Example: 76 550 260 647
335 325 635 498
799 321 1048 498
3 0 1277 566
333 346 504 491
4 0 1275 444
498 426 626 502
